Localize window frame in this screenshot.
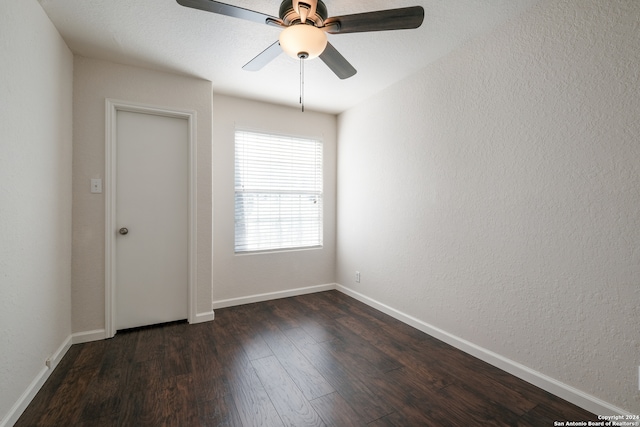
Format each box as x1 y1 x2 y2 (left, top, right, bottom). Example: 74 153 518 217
234 128 324 254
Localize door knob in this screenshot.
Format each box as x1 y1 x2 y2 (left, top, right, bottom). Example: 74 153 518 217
119 227 129 235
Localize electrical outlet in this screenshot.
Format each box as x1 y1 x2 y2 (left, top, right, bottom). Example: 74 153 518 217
355 271 360 283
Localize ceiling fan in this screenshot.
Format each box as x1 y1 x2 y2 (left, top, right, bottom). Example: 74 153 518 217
176 0 425 80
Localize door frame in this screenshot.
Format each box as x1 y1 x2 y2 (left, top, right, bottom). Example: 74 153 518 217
104 98 197 338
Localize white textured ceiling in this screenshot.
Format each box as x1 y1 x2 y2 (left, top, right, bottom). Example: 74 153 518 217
38 0 538 114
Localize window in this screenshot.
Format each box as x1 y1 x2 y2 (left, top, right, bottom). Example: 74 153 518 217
234 130 323 253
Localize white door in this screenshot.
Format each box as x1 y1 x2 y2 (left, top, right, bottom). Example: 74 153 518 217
115 110 189 330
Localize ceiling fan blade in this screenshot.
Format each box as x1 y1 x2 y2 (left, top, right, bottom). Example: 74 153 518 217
323 6 424 34
176 0 284 27
242 41 283 71
319 42 357 80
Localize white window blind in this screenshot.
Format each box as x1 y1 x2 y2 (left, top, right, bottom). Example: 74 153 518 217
235 130 323 253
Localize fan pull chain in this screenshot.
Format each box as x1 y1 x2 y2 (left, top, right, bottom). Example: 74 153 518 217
299 56 305 112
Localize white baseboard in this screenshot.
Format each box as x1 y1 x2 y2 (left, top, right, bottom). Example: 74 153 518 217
72 329 106 344
336 284 630 417
212 283 337 309
47 335 73 371
192 311 215 324
1 335 72 427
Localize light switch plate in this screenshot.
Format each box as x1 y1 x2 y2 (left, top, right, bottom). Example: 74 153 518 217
91 178 102 194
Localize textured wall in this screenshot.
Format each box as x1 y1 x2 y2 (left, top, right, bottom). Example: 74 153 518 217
337 0 639 413
212 95 337 303
0 0 73 421
72 57 213 331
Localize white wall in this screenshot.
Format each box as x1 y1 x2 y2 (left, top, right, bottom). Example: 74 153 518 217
212 95 336 306
72 57 214 332
0 0 73 423
337 0 639 415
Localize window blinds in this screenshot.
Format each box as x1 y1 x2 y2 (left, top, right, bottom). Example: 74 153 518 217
234 130 323 253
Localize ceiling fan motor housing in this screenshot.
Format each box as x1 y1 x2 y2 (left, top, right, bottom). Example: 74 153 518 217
279 0 328 26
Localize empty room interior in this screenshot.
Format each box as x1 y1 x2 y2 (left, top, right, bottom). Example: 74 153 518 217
1 0 639 425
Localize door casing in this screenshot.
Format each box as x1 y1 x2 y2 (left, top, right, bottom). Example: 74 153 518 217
105 99 197 338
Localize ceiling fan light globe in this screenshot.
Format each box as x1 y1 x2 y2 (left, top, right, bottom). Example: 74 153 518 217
279 24 327 60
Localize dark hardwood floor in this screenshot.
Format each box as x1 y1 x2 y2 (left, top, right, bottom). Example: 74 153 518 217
16 291 597 426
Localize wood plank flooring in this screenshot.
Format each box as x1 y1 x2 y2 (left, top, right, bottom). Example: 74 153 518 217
16 291 598 426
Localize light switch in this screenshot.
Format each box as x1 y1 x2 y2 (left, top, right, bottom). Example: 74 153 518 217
91 179 103 194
